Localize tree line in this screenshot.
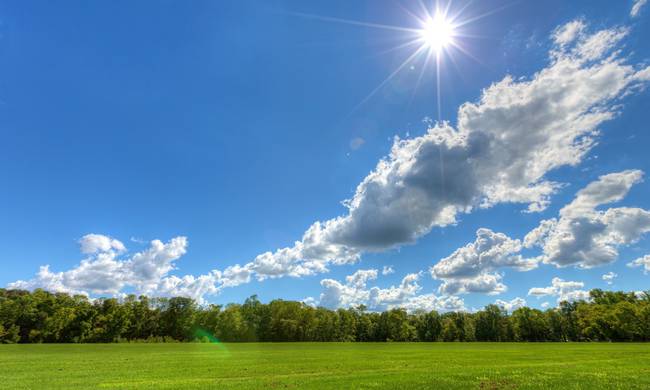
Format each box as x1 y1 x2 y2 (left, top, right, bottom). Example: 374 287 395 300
1 288 649 343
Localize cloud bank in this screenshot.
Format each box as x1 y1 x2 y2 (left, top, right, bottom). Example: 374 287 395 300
524 170 650 268
8 235 214 300
427 170 650 297
430 228 537 295
311 269 465 312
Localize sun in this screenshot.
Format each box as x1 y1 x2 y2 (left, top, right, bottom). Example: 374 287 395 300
420 14 455 52
290 2 489 118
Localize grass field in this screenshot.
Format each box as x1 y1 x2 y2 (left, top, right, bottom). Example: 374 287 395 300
1 343 649 389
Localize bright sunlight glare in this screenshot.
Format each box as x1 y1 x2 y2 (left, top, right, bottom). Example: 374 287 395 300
289 1 491 117
420 14 455 52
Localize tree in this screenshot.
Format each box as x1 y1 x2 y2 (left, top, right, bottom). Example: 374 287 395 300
475 305 505 341
511 307 549 342
414 310 442 341
0 288 648 343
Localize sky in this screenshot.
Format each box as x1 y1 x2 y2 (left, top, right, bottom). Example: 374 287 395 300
2 0 650 312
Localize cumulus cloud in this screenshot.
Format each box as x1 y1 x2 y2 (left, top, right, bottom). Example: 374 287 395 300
430 228 537 295
628 254 650 273
552 20 585 47
79 234 126 254
495 297 527 312
315 270 464 312
631 0 648 17
8 235 221 303
382 265 395 275
524 170 650 268
528 277 591 304
210 19 650 288
602 271 618 285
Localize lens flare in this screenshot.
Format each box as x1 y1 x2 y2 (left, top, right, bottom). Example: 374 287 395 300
193 328 231 356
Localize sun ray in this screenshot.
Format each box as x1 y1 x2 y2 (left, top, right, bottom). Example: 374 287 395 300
452 1 517 28
350 44 429 114
448 0 475 23
286 11 419 34
409 50 434 106
436 51 442 120
288 1 501 116
448 40 486 66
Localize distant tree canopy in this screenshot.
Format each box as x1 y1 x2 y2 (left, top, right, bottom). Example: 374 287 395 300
1 288 649 343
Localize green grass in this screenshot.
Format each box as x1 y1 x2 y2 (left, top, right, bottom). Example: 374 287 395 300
1 343 649 389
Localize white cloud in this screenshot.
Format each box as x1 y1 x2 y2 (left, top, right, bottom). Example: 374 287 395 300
8 235 221 303
128 237 189 291
528 277 591 304
318 269 378 309
382 265 395 275
154 273 221 302
431 228 537 295
602 271 618 285
628 254 650 273
540 302 550 309
302 296 318 308
524 170 650 268
79 234 125 255
436 272 508 296
631 0 648 17
552 20 585 47
315 270 464 312
495 297 526 312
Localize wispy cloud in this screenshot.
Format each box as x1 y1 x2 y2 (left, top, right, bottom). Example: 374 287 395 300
631 0 648 17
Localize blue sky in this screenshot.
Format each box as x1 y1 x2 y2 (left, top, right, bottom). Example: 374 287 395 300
2 0 650 311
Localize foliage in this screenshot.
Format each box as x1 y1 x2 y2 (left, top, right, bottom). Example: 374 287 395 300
1 288 649 343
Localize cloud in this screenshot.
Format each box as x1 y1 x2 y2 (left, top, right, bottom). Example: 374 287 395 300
436 272 507 296
552 20 585 47
8 236 222 303
382 265 395 275
318 269 378 309
628 254 650 273
631 0 648 17
602 271 618 285
524 170 650 268
540 302 550 309
430 228 538 295
302 296 318 308
495 297 527 312
79 234 126 255
315 269 464 312
528 277 591 304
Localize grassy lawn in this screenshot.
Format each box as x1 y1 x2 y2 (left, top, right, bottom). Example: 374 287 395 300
1 343 649 389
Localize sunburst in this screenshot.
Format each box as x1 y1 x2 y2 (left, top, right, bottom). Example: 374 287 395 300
290 1 502 119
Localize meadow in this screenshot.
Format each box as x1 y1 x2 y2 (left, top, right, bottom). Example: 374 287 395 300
1 343 649 389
